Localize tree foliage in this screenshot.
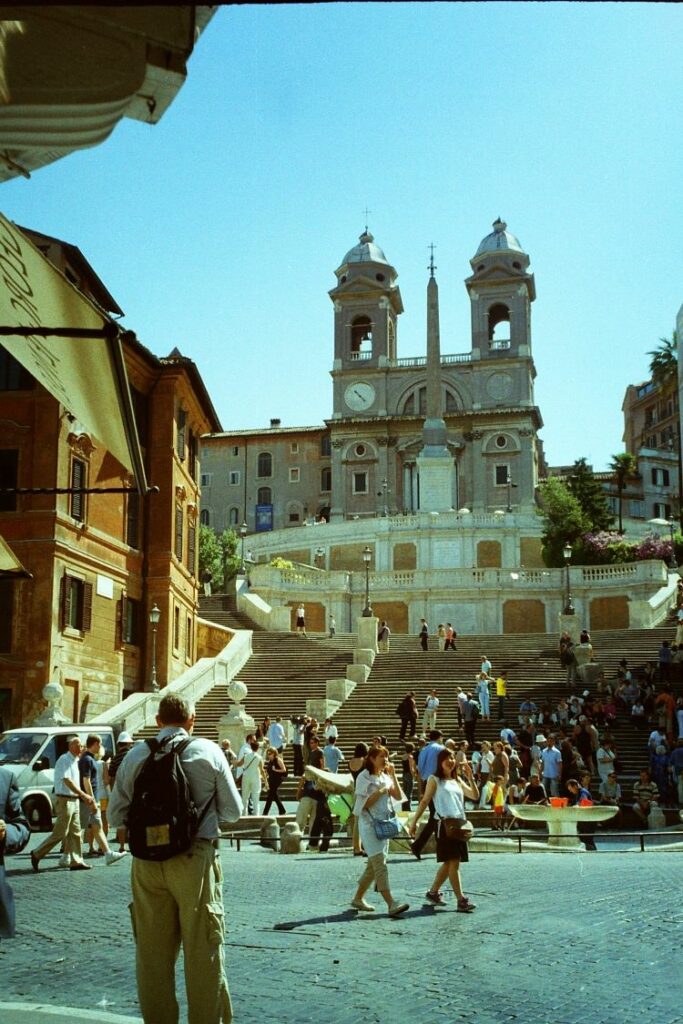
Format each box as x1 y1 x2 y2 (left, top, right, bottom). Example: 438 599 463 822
198 525 240 591
537 476 587 566
648 333 678 391
565 458 614 533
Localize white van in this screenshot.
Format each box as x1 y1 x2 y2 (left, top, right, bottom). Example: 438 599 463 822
0 725 118 831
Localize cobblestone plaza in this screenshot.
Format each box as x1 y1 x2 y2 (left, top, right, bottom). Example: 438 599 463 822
2 840 682 1023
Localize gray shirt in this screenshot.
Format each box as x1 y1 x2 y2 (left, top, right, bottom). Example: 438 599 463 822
108 726 243 841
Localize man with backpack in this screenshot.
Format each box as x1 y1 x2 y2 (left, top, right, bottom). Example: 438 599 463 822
108 693 242 1024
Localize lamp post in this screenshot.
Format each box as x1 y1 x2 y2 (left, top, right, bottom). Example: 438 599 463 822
667 514 677 569
361 545 372 617
239 521 247 575
562 542 575 615
149 603 160 692
379 478 389 517
315 546 325 568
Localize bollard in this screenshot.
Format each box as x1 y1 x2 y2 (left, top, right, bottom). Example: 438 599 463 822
260 817 280 850
280 821 303 855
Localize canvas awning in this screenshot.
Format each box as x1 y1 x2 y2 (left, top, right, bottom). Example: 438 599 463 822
0 534 31 578
0 213 148 494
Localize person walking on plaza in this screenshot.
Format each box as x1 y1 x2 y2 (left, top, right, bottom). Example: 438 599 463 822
78 734 127 866
108 693 242 1024
0 765 30 937
328 613 336 638
419 618 429 651
444 623 457 651
377 620 391 652
410 729 445 859
238 740 266 816
350 744 409 916
30 735 96 872
262 747 287 816
496 671 508 720
295 603 307 637
423 689 440 732
408 749 478 912
267 716 286 753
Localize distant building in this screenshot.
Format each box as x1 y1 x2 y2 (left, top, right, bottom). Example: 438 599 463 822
201 219 547 533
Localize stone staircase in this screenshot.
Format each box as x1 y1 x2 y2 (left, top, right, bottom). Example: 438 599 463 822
142 594 680 804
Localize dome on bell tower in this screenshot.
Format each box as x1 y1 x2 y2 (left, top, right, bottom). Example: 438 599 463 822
340 230 390 267
474 217 526 258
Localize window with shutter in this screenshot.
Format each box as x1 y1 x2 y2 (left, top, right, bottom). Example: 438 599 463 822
187 523 196 575
175 506 184 561
61 573 92 631
70 457 86 522
177 408 186 460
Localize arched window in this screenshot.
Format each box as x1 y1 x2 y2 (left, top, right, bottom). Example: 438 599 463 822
228 507 240 525
488 303 511 345
351 315 373 359
321 467 332 492
257 451 272 478
257 487 272 505
200 509 210 526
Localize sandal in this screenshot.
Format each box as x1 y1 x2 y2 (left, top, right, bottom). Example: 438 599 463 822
425 890 445 905
457 897 476 913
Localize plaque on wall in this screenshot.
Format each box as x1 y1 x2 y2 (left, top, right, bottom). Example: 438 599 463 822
486 372 513 402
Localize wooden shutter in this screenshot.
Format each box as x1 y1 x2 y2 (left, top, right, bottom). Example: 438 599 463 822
82 581 93 632
60 573 71 630
70 458 85 521
187 523 196 575
175 506 183 560
177 408 186 460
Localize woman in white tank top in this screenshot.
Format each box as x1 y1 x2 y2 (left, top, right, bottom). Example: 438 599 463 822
408 748 479 912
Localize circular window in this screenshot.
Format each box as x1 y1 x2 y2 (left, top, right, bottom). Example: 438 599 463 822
355 444 366 457
341 275 347 283
495 435 507 449
477 264 485 272
376 273 385 282
512 261 521 269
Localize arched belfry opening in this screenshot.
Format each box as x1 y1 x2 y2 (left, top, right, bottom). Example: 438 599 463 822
488 303 511 345
351 315 373 358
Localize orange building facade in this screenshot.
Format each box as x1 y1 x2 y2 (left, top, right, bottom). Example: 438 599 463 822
0 229 220 728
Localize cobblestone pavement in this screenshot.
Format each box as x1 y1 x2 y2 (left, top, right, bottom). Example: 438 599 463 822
2 837 682 1024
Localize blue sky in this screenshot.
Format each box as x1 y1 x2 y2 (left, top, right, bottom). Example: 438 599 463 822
3 2 682 471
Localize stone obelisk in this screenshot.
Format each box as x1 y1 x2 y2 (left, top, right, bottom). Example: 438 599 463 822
417 249 455 511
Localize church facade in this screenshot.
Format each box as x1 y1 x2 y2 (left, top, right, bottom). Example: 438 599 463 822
200 219 546 534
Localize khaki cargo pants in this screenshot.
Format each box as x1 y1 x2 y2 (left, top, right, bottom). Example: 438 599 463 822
130 839 231 1024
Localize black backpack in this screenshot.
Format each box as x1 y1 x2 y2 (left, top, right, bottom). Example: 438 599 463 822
127 737 206 861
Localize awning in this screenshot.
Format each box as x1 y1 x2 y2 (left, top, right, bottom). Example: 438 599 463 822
0 213 148 494
0 534 31 578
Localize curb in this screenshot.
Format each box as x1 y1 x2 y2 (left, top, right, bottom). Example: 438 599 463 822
0 1003 142 1023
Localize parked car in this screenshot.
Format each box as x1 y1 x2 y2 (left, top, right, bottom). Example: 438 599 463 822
0 725 118 831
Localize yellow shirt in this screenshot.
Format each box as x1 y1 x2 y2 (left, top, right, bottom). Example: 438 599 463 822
496 676 507 696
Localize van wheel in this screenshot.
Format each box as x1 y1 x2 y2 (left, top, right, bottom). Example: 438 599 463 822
23 797 51 833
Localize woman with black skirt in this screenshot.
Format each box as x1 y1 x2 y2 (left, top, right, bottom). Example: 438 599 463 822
262 747 287 815
408 748 479 912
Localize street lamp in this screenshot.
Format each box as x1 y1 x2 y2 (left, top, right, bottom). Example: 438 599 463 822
361 545 373 617
315 546 325 568
149 603 160 692
667 515 677 569
239 521 247 575
562 542 575 616
378 478 389 517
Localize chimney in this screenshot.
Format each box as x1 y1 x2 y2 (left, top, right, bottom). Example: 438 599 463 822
270 418 281 428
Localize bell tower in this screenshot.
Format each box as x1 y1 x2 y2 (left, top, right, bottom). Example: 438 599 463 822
465 218 535 361
329 230 403 420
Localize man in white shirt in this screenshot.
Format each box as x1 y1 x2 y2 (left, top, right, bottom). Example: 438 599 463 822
595 740 616 783
30 735 95 872
267 717 285 752
422 690 440 731
109 693 242 1024
323 717 338 741
540 735 563 797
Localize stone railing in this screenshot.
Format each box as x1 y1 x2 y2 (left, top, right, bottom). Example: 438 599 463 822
91 629 253 735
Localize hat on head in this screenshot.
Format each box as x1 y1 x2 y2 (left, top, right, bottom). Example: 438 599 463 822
535 734 547 744
118 731 133 745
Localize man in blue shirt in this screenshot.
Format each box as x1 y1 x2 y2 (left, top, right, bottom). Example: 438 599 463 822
411 730 445 859
323 737 344 773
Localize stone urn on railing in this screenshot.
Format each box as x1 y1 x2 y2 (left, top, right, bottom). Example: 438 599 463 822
34 679 71 725
218 679 255 754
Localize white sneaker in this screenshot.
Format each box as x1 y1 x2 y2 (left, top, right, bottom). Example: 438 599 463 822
105 850 127 866
58 854 70 868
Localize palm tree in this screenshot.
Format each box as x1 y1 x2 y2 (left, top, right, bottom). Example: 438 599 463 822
648 332 678 389
609 452 638 533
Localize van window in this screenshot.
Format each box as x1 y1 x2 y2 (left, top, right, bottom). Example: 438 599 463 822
0 732 47 764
